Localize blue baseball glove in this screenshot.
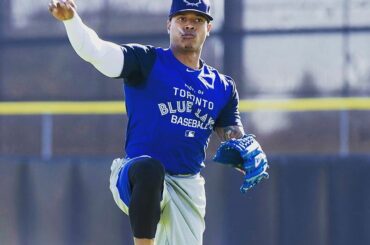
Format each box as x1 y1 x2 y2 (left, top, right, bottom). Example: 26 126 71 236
213 134 269 193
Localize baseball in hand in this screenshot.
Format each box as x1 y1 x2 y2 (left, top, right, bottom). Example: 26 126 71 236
48 0 76 21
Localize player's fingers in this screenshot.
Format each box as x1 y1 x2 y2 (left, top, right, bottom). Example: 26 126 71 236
60 1 69 10
55 1 62 9
59 0 75 11
60 0 75 14
48 3 54 12
52 0 60 6
48 2 59 13
54 0 67 9
49 0 57 9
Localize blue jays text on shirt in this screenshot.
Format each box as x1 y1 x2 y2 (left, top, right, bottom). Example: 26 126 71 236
158 85 215 132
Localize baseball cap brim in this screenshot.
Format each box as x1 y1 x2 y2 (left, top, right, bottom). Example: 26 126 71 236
169 9 213 21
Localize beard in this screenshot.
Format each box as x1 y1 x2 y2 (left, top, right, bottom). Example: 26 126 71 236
184 44 195 50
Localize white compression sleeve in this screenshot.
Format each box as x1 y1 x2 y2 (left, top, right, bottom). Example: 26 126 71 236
63 13 124 78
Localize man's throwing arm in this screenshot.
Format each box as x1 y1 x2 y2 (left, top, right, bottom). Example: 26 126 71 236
64 14 123 77
49 0 123 78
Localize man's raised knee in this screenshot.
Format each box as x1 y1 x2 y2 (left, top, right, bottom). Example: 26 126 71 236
129 158 165 187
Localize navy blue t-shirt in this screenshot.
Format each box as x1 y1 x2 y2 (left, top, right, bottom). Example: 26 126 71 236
118 44 242 175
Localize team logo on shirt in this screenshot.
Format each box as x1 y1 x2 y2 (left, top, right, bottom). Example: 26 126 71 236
198 66 216 89
183 0 202 7
185 130 196 137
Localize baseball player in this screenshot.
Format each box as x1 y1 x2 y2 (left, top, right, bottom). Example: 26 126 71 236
49 0 268 244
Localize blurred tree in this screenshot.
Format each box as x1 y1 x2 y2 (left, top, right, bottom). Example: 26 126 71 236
0 0 11 100
254 70 340 154
293 70 320 97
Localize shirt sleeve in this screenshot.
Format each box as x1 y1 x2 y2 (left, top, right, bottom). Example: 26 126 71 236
117 44 157 86
214 76 243 128
63 13 124 78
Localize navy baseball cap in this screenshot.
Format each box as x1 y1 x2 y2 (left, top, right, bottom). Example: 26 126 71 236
169 0 213 21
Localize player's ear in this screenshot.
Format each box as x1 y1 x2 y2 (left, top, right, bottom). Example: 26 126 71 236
167 20 171 34
206 22 212 36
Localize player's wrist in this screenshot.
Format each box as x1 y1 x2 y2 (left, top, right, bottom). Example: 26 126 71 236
63 11 81 28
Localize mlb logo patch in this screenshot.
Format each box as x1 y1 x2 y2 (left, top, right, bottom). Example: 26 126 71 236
185 130 195 138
